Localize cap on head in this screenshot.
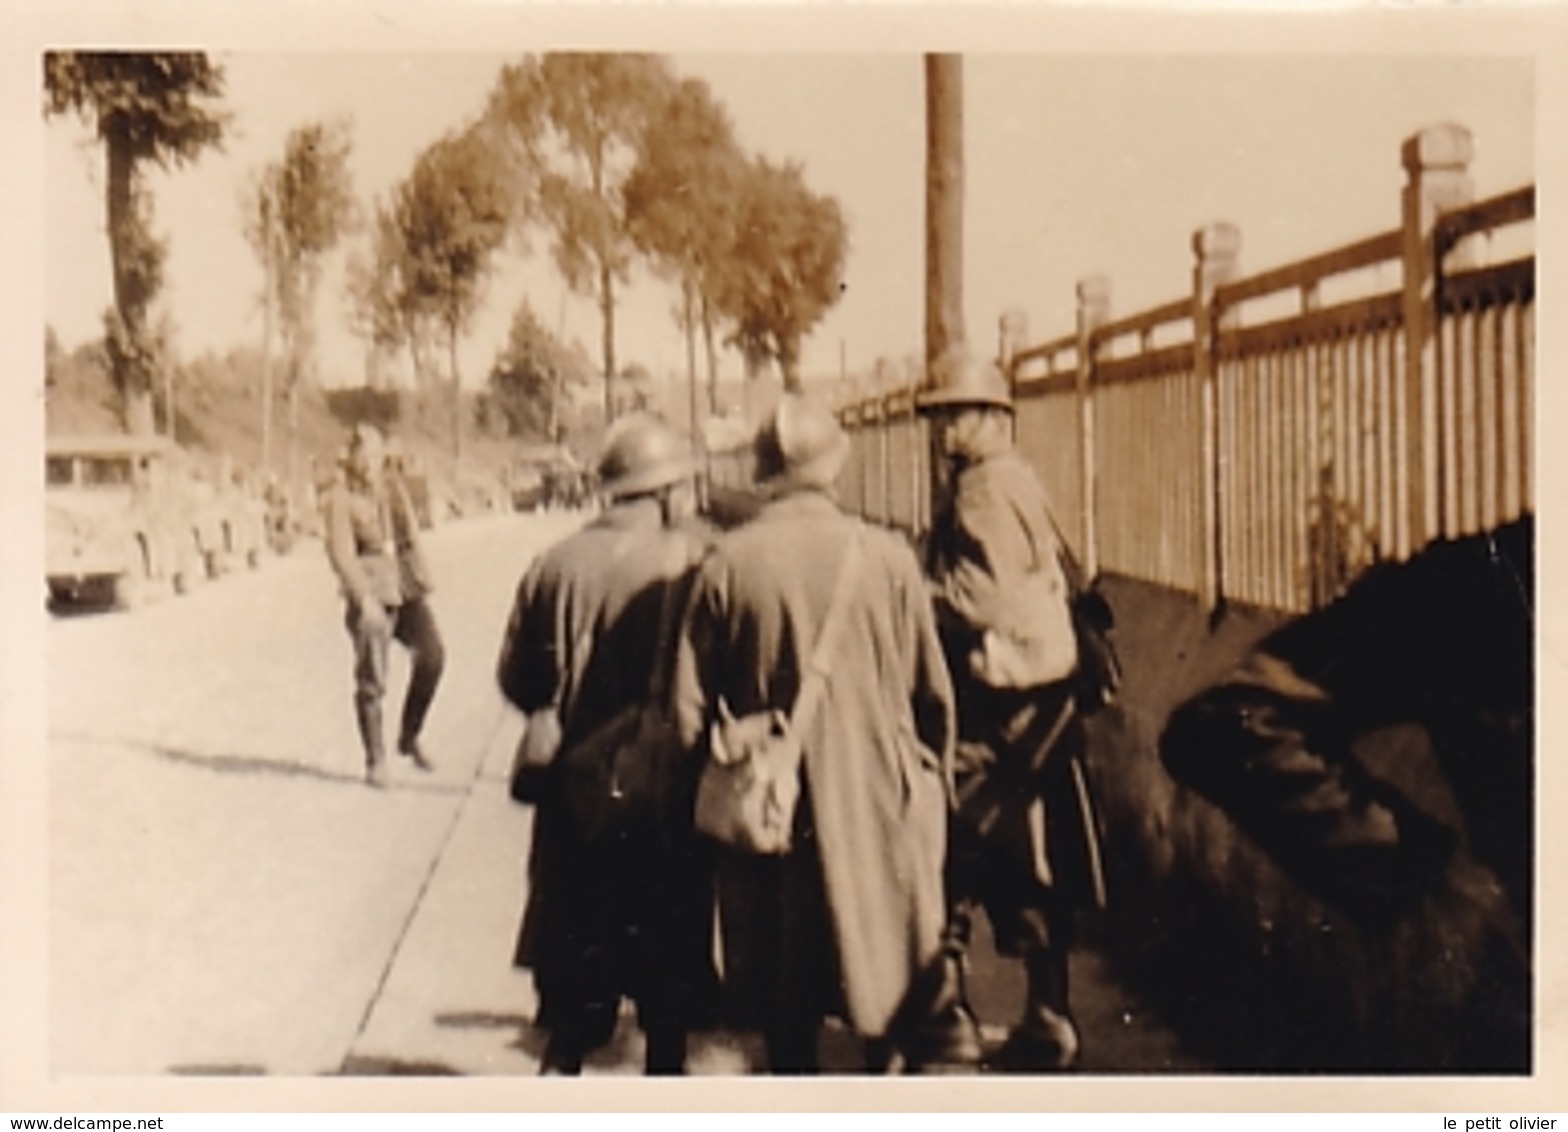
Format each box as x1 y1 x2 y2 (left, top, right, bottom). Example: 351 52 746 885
346 422 385 471
753 393 851 492
595 413 693 499
915 347 1015 414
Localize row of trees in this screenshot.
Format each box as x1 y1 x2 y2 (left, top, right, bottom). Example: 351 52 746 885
351 54 851 438
45 50 852 470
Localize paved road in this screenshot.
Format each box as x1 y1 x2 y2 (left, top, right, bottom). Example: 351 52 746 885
48 511 1205 1078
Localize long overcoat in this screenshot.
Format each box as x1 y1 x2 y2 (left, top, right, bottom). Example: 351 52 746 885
925 449 1108 915
672 490 956 1038
497 499 711 1028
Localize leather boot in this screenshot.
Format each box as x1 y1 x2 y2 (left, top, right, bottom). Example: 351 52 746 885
356 696 389 788
991 948 1079 1071
907 945 984 1072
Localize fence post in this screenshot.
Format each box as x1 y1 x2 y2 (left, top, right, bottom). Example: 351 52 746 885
1193 223 1242 612
1075 276 1110 578
1401 123 1474 559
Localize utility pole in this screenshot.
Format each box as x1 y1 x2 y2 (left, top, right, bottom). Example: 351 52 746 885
925 54 966 524
925 54 966 368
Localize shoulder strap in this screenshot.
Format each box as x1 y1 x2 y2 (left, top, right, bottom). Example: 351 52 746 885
1039 505 1089 599
789 528 864 733
645 538 689 703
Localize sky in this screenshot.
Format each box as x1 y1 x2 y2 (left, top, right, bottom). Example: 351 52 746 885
44 51 1534 397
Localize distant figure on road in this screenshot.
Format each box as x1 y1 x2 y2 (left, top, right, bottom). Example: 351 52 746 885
324 423 445 788
497 414 714 1076
671 394 957 1074
918 348 1108 1071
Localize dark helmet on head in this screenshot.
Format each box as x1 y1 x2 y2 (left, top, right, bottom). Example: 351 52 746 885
595 413 693 499
916 347 1014 414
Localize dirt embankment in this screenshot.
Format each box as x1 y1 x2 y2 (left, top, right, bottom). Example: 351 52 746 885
1088 517 1533 1072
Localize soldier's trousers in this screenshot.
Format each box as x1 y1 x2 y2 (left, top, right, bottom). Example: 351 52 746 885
946 683 1094 1018
345 597 445 763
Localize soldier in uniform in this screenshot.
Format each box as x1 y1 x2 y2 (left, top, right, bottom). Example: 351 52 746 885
671 394 957 1074
917 349 1108 1071
497 414 713 1075
324 423 444 788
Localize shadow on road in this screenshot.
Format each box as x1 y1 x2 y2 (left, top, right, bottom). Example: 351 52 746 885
167 1063 270 1076
53 735 478 797
336 1055 463 1076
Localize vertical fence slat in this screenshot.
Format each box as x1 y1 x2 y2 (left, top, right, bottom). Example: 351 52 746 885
1521 299 1534 512
1459 305 1480 537
1479 300 1500 534
1250 356 1265 607
1295 342 1312 611
1440 310 1459 539
1499 299 1521 523
1260 352 1273 608
1353 329 1370 562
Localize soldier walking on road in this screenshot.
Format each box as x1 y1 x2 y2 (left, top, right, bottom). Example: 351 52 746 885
497 414 715 1076
325 423 445 788
918 349 1109 1072
671 394 958 1074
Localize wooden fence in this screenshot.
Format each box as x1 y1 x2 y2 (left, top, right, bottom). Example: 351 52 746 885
833 123 1534 615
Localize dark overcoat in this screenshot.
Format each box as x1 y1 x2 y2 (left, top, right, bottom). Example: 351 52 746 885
925 450 1108 916
672 490 956 1038
496 499 712 1028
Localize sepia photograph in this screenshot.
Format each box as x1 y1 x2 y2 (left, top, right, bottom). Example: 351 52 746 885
1 1 1562 1116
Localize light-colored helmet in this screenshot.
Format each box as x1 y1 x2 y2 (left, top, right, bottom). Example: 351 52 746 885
916 347 1015 414
595 413 693 499
753 393 851 492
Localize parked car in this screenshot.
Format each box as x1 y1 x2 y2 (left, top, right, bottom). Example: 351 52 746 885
509 444 583 511
46 434 208 610
186 467 267 577
508 464 548 512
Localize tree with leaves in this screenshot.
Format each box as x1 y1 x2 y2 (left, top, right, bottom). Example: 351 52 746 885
44 51 227 436
244 119 357 478
624 75 746 424
713 156 849 393
486 53 674 421
389 124 514 470
346 202 442 390
487 297 589 440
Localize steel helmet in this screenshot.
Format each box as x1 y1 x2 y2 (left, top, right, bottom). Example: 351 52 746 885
595 413 693 499
753 393 851 492
915 347 1015 414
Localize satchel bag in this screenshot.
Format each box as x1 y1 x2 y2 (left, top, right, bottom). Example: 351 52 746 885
559 699 684 845
556 539 688 845
694 532 864 855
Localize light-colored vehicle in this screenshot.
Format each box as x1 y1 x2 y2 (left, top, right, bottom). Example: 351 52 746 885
46 434 209 610
509 444 582 511
186 466 267 577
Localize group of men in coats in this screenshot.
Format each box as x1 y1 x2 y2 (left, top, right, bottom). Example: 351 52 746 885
327 348 1107 1076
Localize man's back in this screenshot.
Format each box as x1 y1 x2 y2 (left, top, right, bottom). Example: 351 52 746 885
500 503 699 746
